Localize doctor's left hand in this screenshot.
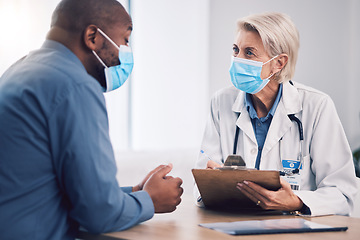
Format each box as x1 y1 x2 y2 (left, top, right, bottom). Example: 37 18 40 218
236 178 303 211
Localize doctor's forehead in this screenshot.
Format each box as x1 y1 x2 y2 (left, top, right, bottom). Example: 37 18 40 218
234 30 264 50
235 30 260 45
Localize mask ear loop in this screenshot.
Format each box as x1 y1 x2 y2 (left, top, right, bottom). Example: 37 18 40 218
264 71 276 80
91 28 115 69
262 55 279 80
92 50 108 68
263 55 279 65
97 28 121 51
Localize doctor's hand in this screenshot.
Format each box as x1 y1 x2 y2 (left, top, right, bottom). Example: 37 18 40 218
206 160 223 169
236 177 303 211
143 164 183 213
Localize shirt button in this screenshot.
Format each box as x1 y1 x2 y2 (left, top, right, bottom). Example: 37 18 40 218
257 123 261 127
251 148 257 155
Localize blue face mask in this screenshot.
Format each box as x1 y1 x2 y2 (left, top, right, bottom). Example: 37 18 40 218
92 28 134 92
229 55 278 94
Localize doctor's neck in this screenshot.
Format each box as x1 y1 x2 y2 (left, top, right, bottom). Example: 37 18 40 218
251 80 280 118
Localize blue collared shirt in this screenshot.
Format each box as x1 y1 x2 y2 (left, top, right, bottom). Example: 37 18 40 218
245 84 283 169
0 40 154 240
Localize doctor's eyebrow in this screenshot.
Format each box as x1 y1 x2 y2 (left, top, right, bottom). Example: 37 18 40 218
243 46 258 57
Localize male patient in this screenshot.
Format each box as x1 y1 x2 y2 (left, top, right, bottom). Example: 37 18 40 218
0 0 183 239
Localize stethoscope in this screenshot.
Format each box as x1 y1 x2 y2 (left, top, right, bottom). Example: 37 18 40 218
233 113 304 175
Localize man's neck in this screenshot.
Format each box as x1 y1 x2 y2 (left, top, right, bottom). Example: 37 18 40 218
46 26 84 61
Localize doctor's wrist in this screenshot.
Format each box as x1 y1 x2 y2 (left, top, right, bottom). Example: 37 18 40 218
297 203 311 215
288 196 303 212
289 200 311 215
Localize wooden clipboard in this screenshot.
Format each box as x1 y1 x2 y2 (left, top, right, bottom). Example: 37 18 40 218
192 168 281 210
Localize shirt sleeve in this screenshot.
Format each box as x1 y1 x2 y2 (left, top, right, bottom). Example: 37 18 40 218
48 82 154 233
121 186 133 194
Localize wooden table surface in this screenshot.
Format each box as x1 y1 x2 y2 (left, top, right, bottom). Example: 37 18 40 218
78 195 360 240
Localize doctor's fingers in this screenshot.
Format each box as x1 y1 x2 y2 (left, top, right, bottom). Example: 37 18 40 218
206 160 222 169
238 182 295 210
237 182 270 208
279 177 292 192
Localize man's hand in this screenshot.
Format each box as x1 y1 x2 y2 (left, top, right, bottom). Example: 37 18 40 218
236 177 303 211
143 164 183 213
132 165 167 192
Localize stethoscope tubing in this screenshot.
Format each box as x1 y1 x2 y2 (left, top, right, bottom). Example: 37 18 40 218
233 113 304 174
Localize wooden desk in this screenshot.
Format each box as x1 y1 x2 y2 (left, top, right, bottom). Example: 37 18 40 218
78 195 360 240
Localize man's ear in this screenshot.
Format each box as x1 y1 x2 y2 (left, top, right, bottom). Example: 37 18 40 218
273 53 288 73
83 25 101 51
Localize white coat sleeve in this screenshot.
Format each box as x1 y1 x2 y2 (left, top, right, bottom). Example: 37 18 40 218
193 93 224 206
196 93 224 169
295 96 358 216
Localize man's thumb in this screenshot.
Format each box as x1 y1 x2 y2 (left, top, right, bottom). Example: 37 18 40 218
155 163 173 178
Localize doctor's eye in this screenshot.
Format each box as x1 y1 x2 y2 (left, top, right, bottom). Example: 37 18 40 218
245 47 255 57
232 44 239 56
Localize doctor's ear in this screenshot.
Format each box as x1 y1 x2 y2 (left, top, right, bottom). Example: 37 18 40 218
273 54 288 72
83 25 101 51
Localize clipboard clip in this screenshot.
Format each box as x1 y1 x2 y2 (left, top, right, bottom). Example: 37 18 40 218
215 166 249 170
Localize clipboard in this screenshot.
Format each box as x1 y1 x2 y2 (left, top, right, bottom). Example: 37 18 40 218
192 168 281 210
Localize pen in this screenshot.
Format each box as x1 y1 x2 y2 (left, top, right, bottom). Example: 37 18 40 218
200 150 212 161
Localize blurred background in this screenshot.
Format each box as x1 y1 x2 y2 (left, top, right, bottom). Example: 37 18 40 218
0 0 359 206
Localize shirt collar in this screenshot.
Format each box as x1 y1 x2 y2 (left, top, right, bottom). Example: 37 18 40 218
41 40 85 70
245 84 283 120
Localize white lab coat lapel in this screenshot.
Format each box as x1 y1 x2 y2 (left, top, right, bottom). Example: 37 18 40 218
232 91 257 144
261 82 302 159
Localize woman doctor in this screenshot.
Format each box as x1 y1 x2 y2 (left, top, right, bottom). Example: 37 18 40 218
194 12 357 216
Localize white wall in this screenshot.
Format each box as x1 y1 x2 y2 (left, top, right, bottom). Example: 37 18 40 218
208 0 360 150
0 0 59 73
347 0 360 151
129 0 209 151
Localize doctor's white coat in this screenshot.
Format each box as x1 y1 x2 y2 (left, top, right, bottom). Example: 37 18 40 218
194 81 357 216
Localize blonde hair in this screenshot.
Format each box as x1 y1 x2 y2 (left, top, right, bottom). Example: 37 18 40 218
237 12 299 82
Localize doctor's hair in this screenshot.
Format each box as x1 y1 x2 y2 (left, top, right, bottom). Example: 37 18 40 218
51 0 131 33
237 12 299 83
